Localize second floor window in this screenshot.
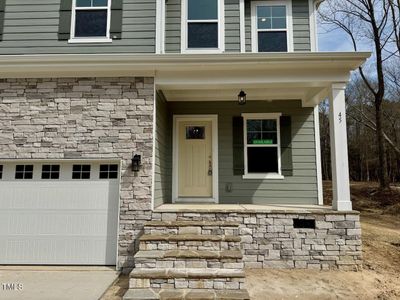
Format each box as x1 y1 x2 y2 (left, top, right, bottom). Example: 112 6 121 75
71 0 111 40
252 1 292 52
183 0 223 52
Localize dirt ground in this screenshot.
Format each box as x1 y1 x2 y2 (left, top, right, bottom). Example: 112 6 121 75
101 182 400 300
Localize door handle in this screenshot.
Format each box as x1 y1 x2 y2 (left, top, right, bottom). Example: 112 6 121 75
208 158 213 176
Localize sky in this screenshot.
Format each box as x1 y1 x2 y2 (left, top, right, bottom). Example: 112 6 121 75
318 29 355 51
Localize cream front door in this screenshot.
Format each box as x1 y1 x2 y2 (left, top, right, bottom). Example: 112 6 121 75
178 121 213 198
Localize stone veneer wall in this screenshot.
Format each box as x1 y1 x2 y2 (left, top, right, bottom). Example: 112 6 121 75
149 211 362 270
0 77 154 269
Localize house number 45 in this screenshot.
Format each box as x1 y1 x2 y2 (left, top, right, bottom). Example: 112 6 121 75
338 112 342 123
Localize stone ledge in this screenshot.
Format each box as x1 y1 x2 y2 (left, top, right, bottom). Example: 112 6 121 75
123 288 250 300
130 268 246 279
140 234 241 242
135 250 243 260
145 221 241 227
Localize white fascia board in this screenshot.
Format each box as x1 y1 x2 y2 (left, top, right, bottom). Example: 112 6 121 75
0 53 370 79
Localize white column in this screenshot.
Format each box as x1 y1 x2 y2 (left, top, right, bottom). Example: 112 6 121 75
329 83 352 211
239 0 245 53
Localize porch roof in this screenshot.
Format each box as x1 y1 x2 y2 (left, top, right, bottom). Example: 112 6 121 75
0 52 370 107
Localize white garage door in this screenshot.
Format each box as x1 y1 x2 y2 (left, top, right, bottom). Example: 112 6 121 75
0 161 120 265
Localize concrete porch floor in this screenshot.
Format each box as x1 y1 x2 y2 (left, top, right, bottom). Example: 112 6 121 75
155 204 357 214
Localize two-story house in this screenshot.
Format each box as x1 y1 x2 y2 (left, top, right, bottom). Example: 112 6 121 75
0 0 369 299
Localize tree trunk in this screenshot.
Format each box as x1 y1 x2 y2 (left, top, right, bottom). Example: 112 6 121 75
375 100 390 188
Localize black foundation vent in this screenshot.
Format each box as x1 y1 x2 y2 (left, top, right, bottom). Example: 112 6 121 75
293 219 316 229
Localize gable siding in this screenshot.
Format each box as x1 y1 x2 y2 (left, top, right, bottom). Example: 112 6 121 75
0 0 156 54
292 0 311 51
154 100 318 205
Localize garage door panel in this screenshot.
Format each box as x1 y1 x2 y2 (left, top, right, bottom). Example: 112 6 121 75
1 237 115 265
0 161 120 265
0 182 118 210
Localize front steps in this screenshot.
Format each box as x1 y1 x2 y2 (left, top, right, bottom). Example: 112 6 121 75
123 221 250 300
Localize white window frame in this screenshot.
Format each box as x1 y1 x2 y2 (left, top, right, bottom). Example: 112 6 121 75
181 0 225 53
69 0 112 44
242 113 284 180
251 0 293 53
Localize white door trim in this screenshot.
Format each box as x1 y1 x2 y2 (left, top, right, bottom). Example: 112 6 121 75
172 115 219 203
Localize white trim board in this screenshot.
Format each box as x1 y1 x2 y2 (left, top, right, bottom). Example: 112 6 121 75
313 105 323 205
172 115 219 203
251 0 294 53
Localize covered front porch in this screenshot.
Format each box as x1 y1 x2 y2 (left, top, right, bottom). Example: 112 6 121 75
153 52 369 212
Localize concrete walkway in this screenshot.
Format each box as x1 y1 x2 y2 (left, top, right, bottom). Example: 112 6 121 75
0 266 119 300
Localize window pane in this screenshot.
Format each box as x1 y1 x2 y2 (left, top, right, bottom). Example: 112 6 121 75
188 23 218 48
0 165 3 179
93 0 108 6
257 6 271 18
188 0 218 20
272 17 286 29
247 132 262 144
16 165 24 172
100 165 108 172
258 17 271 29
76 0 91 7
247 147 278 173
258 31 287 52
247 120 262 131
261 132 277 144
262 120 277 131
25 165 33 172
81 172 91 179
42 172 50 179
109 164 118 172
82 165 91 172
186 126 205 139
99 172 108 179
272 6 286 18
75 10 107 37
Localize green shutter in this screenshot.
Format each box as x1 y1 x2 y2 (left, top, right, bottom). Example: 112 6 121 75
280 116 293 176
58 0 73 41
0 0 6 42
232 116 245 175
110 0 123 39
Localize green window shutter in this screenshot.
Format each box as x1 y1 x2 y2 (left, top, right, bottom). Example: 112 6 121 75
58 0 73 41
110 0 123 39
232 116 245 175
0 0 6 42
280 116 293 176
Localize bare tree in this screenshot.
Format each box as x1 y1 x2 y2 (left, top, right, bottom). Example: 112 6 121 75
319 0 400 189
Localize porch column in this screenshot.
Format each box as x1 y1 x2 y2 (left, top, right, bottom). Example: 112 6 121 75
329 83 352 211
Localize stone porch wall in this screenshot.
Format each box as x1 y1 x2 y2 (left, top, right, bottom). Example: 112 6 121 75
149 211 362 270
0 77 154 269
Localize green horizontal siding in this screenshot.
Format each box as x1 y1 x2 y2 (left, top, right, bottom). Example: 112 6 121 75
0 0 156 54
154 92 172 208
154 100 318 205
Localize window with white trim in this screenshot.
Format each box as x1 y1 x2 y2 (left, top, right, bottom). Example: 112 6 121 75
72 164 91 179
251 1 292 52
41 165 60 180
70 0 111 42
99 164 119 179
183 0 223 52
242 113 283 179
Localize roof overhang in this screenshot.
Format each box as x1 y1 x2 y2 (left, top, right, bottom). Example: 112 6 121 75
0 52 370 106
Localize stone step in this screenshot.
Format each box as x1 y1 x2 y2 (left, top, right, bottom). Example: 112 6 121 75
139 235 241 252
140 234 241 242
129 268 246 290
130 268 245 279
135 250 243 260
144 221 240 236
145 221 240 227
123 288 251 300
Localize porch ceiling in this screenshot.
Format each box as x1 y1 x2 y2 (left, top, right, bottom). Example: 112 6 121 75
0 52 370 106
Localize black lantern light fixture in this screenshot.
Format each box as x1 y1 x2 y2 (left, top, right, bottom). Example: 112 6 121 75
238 90 247 105
132 154 142 172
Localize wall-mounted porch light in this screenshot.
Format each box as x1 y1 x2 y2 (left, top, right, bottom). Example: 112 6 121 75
238 90 247 105
132 154 141 172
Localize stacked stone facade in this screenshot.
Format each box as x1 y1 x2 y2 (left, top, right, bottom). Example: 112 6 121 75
0 77 154 269
150 211 362 270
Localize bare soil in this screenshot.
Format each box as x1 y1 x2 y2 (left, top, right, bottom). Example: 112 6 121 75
101 181 400 300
